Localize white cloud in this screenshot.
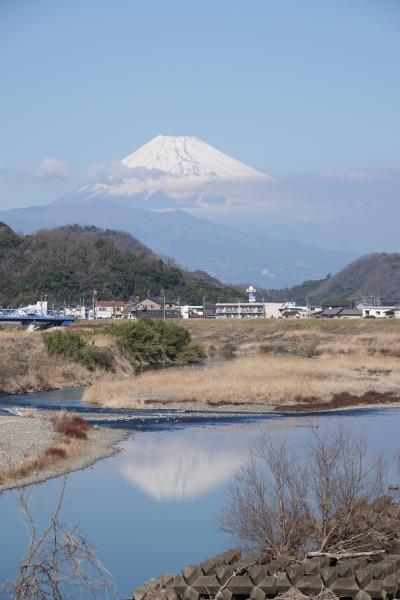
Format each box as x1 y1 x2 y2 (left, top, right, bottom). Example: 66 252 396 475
86 161 131 182
0 157 71 181
32 157 70 180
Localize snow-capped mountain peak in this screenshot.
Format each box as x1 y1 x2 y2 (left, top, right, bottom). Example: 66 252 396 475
121 135 272 181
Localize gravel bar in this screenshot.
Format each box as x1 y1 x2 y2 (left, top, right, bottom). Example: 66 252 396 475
0 413 128 492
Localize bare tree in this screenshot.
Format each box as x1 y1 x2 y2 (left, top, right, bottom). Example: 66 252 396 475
219 438 312 557
220 426 400 559
2 477 116 600
308 427 391 555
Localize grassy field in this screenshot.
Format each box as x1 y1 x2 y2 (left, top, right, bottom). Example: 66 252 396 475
183 317 400 358
83 318 400 411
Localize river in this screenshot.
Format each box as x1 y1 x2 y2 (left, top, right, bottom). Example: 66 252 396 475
0 388 399 598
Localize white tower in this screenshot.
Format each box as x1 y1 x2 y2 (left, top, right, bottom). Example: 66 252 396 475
246 286 257 303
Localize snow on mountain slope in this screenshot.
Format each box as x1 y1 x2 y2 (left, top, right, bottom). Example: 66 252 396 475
54 135 276 210
121 135 273 181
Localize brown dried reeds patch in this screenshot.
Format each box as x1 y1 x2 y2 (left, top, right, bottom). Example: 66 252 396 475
183 318 400 360
0 438 84 483
83 353 400 411
0 410 91 486
51 410 89 439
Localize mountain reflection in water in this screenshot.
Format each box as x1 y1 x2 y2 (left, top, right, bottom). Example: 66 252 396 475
119 417 317 500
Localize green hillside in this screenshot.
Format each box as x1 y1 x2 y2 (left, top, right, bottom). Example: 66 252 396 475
266 253 400 304
0 223 242 306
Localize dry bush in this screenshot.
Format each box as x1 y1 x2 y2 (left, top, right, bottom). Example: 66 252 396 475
220 427 400 559
51 410 89 439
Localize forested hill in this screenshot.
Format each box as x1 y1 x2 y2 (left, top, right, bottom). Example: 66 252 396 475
0 223 242 305
266 253 400 304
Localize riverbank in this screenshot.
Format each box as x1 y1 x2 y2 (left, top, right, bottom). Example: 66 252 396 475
0 412 127 492
0 319 204 396
4 319 400 408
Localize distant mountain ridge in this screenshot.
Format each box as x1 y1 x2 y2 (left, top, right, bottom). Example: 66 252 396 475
266 253 400 304
0 200 357 289
0 223 241 306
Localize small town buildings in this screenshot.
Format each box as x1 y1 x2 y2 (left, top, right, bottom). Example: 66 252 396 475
91 300 131 319
134 297 178 312
131 296 181 319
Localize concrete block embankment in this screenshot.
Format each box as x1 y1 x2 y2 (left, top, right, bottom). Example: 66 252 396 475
127 551 400 600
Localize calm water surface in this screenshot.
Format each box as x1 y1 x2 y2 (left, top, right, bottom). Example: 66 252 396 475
0 388 399 598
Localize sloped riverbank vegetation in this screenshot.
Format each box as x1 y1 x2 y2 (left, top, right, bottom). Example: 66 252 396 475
0 320 205 395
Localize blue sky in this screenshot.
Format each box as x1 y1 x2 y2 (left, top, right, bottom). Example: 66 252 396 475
0 0 399 209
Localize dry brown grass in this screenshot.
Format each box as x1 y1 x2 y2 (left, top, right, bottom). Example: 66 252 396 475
83 353 400 410
183 318 400 359
0 328 94 395
0 327 139 396
51 410 89 439
0 411 90 484
0 437 84 483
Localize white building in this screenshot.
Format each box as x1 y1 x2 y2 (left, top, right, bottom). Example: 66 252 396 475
16 300 48 315
278 302 322 319
359 304 395 318
263 302 286 318
180 305 204 319
216 302 265 319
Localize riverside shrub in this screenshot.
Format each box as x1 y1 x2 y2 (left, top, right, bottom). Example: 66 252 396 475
43 330 113 371
104 319 206 364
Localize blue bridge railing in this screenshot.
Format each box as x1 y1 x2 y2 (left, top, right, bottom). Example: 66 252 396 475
0 308 75 326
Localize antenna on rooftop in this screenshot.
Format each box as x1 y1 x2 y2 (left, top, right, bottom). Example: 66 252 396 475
246 286 257 303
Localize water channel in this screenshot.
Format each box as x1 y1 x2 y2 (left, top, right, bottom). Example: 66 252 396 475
0 387 399 598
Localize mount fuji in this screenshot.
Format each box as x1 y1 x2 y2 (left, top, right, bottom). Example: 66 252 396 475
121 134 272 181
0 135 358 288
53 135 275 211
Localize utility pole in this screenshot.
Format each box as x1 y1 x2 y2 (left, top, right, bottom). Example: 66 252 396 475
203 295 206 318
92 289 97 320
163 296 166 319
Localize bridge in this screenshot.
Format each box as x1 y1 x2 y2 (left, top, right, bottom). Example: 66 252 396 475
0 308 75 328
